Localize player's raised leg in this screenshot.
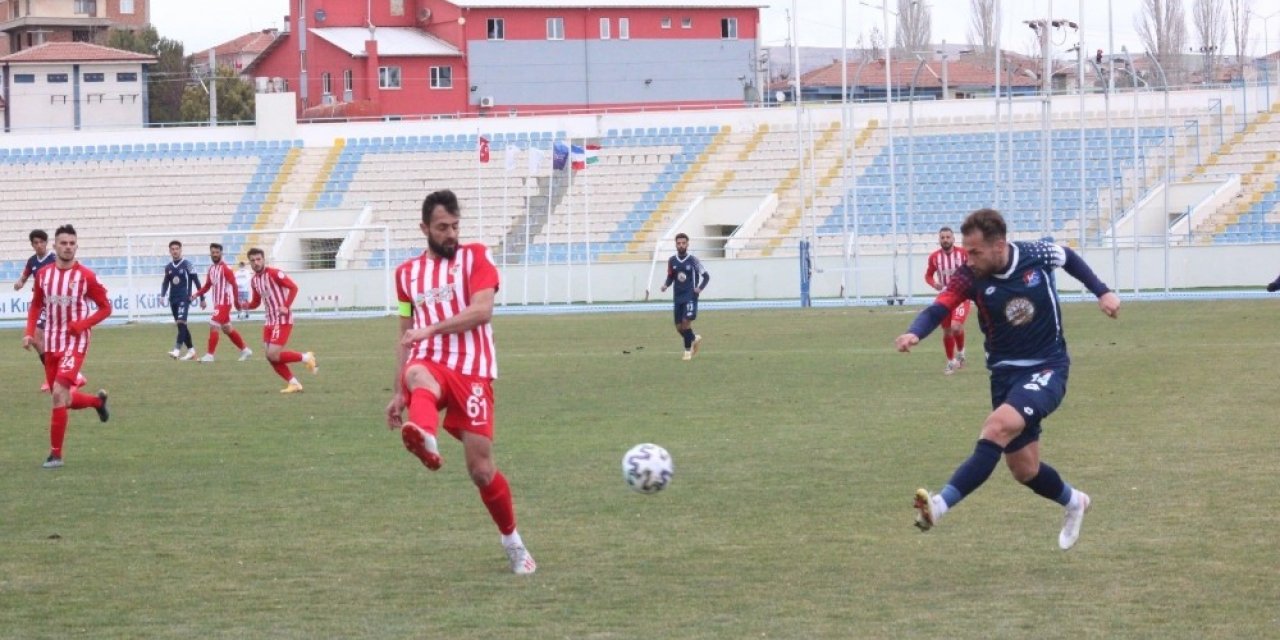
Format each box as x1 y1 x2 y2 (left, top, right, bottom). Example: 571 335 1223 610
399 363 442 470
913 405 1022 530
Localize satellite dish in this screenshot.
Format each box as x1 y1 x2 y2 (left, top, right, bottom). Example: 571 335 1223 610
775 90 787 103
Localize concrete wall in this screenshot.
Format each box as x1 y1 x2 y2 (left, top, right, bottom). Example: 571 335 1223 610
3 61 146 131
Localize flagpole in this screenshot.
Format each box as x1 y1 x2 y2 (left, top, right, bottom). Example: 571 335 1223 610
500 142 509 306
523 146 532 306
544 144 554 306
585 151 593 304
566 155 574 305
477 129 485 251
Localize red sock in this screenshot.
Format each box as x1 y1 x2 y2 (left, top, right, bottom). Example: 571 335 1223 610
408 388 440 436
228 330 246 350
271 361 294 382
50 406 68 456
943 334 955 360
279 351 303 364
70 391 101 410
207 330 220 355
479 471 517 535
955 330 966 352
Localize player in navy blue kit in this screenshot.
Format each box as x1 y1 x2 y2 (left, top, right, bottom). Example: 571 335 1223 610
896 209 1121 550
14 229 63 390
161 240 202 361
660 233 710 361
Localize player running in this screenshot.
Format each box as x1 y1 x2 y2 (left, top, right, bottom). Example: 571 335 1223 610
386 189 536 575
660 233 710 361
14 229 85 391
924 226 970 375
161 240 201 361
243 248 316 393
896 208 1120 550
23 225 112 469
190 243 252 363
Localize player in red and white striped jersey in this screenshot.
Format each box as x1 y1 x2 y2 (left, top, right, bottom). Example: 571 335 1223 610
191 243 252 363
22 225 111 469
243 248 316 393
386 189 535 575
925 226 971 375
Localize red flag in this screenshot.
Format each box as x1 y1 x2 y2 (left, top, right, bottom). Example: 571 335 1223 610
478 136 490 163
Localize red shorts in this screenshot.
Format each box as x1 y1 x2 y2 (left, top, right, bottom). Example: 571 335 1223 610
401 359 496 441
45 350 87 388
941 300 970 330
210 304 233 326
263 323 293 346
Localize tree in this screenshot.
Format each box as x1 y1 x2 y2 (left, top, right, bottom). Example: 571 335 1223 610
895 0 931 56
967 0 997 54
1191 0 1227 80
868 26 886 60
179 65 256 123
1226 0 1252 65
107 26 186 124
1135 0 1188 80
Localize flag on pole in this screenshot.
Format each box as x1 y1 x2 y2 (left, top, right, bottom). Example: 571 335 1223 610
504 144 518 172
552 140 570 171
478 136 491 163
527 146 544 176
585 144 600 167
571 144 586 170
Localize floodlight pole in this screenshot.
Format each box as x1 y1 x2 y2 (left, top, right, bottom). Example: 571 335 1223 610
993 0 1003 209
1147 51 1171 293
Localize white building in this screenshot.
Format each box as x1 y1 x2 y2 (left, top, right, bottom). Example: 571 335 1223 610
1 41 155 131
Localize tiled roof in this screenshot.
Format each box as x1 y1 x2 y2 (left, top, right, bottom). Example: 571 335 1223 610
790 58 1042 90
194 30 279 60
0 42 156 64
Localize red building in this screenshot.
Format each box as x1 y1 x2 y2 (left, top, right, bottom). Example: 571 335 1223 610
247 0 763 119
0 0 149 54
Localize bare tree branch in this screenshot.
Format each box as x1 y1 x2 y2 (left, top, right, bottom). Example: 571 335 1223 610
1135 0 1188 78
1226 0 1252 64
967 0 997 54
896 0 932 55
1192 0 1228 79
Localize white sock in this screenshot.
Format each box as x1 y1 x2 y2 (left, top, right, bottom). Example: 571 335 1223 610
1066 489 1082 510
501 530 523 548
931 495 949 520
289 377 299 386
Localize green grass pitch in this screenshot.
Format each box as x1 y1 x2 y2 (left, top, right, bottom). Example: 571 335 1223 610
1 299 1276 638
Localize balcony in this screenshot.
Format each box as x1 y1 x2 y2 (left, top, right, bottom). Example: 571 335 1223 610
0 0 112 32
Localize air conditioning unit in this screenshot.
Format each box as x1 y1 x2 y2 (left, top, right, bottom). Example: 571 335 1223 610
343 89 354 102
418 7 432 22
321 94 334 105
255 77 270 93
479 96 496 108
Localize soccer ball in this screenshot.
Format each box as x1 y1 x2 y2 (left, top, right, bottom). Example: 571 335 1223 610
622 443 673 494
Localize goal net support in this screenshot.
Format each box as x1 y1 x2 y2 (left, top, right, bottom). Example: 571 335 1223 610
122 226 393 323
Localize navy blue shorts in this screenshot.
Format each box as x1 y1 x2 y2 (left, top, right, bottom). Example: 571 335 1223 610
170 299 190 323
673 299 698 324
990 363 1069 453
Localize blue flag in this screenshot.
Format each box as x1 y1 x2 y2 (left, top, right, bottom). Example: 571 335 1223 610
552 140 570 170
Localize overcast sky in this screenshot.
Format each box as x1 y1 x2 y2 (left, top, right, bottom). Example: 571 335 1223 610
153 0 1274 58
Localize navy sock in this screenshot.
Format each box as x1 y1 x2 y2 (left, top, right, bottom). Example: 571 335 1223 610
941 439 1004 507
681 329 694 349
1022 462 1073 506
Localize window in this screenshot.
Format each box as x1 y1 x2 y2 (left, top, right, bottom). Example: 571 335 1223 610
13 74 35 83
321 72 332 95
378 66 401 89
546 17 564 40
120 0 134 14
430 66 452 89
47 73 69 83
599 17 610 40
343 69 353 93
682 17 692 29
487 18 504 40
619 17 629 39
721 17 738 39
73 30 92 42
390 0 404 16
117 72 138 82
73 0 96 15
83 72 105 82
661 16 671 29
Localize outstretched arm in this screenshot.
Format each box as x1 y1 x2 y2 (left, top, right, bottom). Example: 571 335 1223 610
1267 273 1280 293
1060 246 1119 318
897 271 970 352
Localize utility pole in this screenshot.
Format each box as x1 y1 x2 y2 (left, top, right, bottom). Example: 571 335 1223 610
209 48 217 127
